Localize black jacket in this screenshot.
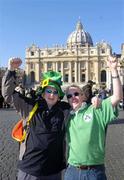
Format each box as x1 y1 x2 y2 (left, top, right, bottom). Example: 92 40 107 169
18 99 70 176
2 70 70 176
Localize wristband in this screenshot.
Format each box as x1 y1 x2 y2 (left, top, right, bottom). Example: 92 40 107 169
111 75 119 79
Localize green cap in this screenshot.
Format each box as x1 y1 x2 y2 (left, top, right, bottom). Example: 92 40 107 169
40 71 65 99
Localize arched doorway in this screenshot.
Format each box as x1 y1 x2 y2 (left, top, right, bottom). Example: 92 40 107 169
101 70 106 82
30 71 35 83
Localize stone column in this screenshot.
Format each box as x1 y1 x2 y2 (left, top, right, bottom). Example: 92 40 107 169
69 62 72 83
44 62 47 72
25 62 31 85
78 62 81 83
75 62 78 82
35 63 40 82
93 61 99 84
52 62 56 71
85 61 89 83
61 62 64 81
55 62 58 71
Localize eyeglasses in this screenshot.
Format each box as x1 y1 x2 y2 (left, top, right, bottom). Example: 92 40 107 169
45 89 58 95
66 92 80 99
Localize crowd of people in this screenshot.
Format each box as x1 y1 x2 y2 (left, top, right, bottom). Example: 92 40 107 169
1 55 123 180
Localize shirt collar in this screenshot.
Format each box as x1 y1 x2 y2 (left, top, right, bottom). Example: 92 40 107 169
70 102 87 115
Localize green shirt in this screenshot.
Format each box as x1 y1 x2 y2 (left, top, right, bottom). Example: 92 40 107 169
66 98 118 166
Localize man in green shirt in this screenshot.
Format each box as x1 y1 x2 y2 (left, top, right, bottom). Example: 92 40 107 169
64 55 122 180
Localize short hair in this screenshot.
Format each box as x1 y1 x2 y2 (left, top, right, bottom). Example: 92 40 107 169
66 84 93 104
65 84 82 95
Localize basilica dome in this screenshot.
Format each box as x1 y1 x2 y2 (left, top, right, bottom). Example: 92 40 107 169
67 21 93 48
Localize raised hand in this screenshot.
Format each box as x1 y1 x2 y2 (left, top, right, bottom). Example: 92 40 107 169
91 96 102 108
8 57 22 70
107 55 118 70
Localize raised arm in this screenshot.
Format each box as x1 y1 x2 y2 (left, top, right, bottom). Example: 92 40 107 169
2 57 22 103
107 55 123 107
2 57 33 118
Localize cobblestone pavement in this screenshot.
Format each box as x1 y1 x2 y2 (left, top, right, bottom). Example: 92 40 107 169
105 110 124 180
0 108 124 180
0 109 19 180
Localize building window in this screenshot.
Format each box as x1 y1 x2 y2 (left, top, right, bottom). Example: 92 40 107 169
101 49 105 54
72 76 75 82
81 74 85 82
101 70 106 82
80 62 85 69
47 62 52 69
81 50 85 54
101 62 104 68
31 51 34 56
30 71 35 83
64 74 68 82
72 62 74 69
64 62 68 69
30 63 34 69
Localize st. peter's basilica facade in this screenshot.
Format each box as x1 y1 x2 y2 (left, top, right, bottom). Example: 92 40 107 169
24 20 124 90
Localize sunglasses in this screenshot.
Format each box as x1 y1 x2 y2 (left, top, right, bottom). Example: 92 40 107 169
67 92 80 99
45 89 58 95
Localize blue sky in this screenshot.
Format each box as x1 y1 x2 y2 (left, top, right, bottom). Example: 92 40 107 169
0 0 124 68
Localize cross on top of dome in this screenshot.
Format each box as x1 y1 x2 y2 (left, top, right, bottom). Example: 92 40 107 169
67 20 93 48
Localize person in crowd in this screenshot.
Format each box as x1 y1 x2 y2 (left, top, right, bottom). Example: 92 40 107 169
0 89 4 108
2 57 101 180
64 55 122 180
87 80 95 88
98 87 107 100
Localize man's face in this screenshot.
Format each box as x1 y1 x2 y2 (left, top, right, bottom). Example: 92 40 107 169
66 87 84 110
43 86 59 108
